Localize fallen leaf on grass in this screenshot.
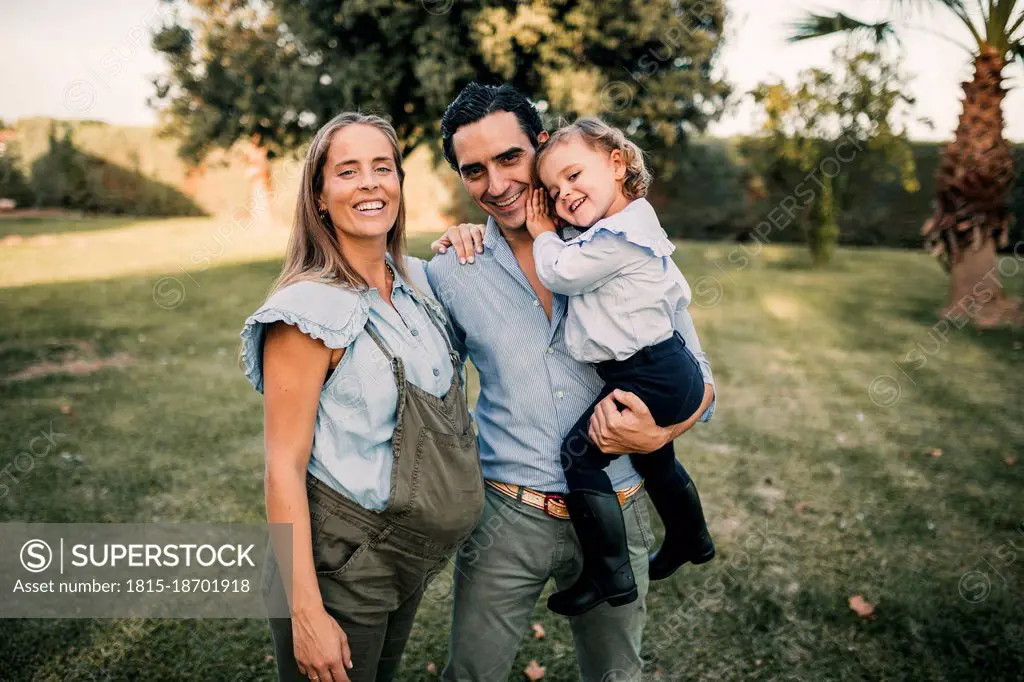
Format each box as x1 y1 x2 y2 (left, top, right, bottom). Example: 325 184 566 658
531 622 545 639
426 662 437 674
848 594 875 619
1004 454 1017 467
927 448 943 458
794 502 810 514
524 659 545 681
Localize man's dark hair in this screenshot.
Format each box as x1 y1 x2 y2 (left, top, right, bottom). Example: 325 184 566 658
440 82 544 171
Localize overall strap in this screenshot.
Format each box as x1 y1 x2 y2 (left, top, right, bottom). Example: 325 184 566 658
363 318 396 365
419 298 458 360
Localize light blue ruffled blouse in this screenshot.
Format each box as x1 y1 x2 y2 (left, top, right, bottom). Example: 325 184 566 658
533 197 694 364
239 255 455 511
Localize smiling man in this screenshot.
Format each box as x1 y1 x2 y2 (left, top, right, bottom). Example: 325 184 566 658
423 82 717 682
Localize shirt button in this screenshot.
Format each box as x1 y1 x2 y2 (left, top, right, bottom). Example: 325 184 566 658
433 368 440 377
547 347 554 354
555 391 565 399
533 299 540 306
411 328 419 336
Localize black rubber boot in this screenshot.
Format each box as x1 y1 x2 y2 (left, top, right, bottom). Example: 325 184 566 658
647 465 715 581
547 490 638 617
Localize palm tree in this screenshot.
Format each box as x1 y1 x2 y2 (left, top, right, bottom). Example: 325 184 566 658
790 1 1024 327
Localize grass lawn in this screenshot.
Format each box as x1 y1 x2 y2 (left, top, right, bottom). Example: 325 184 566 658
1 217 1022 681
0 215 147 239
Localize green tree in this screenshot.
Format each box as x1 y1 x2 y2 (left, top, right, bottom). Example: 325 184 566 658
744 42 919 265
151 1 308 221
0 141 34 209
152 0 729 177
789 1 1024 325
29 123 94 210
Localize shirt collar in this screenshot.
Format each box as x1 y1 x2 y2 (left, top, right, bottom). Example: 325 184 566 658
483 216 503 250
583 197 655 235
564 198 674 257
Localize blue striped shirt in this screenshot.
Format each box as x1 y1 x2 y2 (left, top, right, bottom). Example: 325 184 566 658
422 218 716 494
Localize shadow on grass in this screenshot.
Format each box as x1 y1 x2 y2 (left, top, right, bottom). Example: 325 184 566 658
0 620 98 681
788 582 1024 679
642 559 1023 680
92 620 276 681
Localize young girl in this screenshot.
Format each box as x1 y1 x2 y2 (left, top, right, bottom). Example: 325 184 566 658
526 118 716 617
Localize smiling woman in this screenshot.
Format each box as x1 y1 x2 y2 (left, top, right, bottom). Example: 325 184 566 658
320 141 402 241
238 112 484 682
274 114 410 291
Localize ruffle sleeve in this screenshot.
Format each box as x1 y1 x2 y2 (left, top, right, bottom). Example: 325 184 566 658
567 197 675 258
239 280 368 393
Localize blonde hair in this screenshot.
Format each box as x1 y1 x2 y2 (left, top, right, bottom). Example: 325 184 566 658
272 112 409 294
536 117 652 200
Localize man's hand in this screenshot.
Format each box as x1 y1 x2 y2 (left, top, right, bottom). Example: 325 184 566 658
587 384 714 454
430 223 485 264
587 389 666 455
525 188 558 239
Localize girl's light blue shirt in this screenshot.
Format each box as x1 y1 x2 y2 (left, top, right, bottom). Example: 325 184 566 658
239 256 455 511
533 197 694 364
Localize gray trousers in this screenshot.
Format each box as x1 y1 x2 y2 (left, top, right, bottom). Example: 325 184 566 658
441 486 654 682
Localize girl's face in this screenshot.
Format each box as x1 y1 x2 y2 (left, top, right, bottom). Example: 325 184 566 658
319 124 402 241
537 134 628 228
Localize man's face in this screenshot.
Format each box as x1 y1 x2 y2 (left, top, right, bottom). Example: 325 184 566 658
451 111 545 232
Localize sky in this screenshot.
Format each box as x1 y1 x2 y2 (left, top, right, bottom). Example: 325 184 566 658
1 0 1022 141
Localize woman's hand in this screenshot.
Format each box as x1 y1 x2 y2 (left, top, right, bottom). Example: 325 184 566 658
525 187 557 239
292 604 354 682
430 223 485 264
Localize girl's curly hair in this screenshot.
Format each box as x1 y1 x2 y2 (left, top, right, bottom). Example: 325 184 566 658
536 117 652 199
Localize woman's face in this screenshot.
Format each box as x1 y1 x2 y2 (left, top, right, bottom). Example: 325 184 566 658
319 124 401 241
538 134 625 229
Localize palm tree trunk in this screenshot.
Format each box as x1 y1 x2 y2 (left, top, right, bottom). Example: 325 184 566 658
923 45 1020 327
942 235 1021 325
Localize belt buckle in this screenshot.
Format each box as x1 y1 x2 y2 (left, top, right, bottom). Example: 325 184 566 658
542 493 565 518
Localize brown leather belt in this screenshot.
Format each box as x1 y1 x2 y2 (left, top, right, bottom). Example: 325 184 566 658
486 480 644 520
